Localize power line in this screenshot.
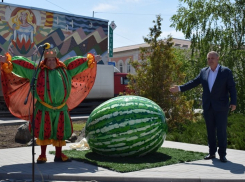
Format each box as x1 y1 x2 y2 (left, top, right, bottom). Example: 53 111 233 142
114 33 138 43
94 12 171 16
45 0 73 13
44 1 138 45
95 12 157 16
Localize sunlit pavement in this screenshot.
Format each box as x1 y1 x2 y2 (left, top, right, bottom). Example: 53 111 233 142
0 117 244 182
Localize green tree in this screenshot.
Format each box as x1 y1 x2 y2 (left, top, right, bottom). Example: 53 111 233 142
127 15 194 129
173 48 203 109
170 0 245 113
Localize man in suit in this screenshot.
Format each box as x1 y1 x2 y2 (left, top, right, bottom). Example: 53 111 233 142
169 51 237 162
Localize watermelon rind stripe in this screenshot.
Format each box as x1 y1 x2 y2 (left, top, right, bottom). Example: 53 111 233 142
89 124 162 147
89 127 162 151
86 121 163 145
91 101 163 117
85 95 168 157
90 131 164 157
87 109 163 128
87 117 160 134
90 97 164 118
87 115 164 131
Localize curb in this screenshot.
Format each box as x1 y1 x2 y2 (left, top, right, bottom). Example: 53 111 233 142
1 173 245 182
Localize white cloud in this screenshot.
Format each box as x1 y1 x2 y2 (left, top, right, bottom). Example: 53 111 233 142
93 3 117 12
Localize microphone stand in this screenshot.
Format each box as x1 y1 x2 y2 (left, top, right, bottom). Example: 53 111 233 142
24 46 46 182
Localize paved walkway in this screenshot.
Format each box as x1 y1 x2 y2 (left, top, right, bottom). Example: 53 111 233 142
0 117 245 182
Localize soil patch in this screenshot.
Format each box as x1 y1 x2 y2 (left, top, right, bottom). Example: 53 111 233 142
0 120 86 149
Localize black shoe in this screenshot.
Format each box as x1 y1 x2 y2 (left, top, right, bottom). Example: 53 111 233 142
220 156 227 163
204 154 216 160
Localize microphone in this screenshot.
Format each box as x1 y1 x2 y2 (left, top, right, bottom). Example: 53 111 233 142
40 43 51 49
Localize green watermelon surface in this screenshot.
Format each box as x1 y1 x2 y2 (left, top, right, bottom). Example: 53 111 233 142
85 95 168 157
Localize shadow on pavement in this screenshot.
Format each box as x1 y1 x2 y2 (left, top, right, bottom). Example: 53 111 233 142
185 158 245 174
0 160 99 176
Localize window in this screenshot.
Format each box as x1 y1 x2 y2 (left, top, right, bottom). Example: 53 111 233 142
120 77 129 85
127 63 131 73
119 63 123 72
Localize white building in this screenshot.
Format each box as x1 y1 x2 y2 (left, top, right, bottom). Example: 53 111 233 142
109 38 191 74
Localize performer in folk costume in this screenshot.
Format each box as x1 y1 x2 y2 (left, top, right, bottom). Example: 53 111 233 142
0 50 100 163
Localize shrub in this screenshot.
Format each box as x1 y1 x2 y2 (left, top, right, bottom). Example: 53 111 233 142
166 113 245 151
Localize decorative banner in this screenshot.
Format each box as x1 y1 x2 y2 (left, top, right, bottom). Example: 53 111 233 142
109 21 116 58
109 26 113 57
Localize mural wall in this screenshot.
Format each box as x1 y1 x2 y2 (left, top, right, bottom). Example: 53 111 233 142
0 3 108 98
0 3 108 63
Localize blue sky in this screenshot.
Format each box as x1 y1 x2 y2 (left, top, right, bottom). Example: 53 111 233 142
2 0 185 48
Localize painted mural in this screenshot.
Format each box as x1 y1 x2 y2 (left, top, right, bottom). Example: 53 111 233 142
0 3 108 63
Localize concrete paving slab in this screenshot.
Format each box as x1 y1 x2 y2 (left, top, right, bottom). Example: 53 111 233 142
0 117 244 182
0 141 244 182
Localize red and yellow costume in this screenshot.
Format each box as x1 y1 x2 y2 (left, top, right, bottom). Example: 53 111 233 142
1 51 96 162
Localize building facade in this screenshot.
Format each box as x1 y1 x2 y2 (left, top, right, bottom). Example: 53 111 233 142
109 38 191 74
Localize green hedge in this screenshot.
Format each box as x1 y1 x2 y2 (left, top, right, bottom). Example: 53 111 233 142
166 113 245 150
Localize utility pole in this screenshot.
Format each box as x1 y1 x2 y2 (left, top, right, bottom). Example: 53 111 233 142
93 11 94 17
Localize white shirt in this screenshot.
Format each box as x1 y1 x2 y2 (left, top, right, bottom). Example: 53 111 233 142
208 64 220 92
178 64 220 92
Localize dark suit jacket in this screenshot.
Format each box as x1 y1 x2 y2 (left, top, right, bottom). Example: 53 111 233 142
180 66 237 111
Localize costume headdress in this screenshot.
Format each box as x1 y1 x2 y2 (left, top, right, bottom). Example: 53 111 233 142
41 49 66 69
44 49 57 59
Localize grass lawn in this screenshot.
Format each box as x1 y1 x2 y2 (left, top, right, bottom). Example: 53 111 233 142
50 147 207 173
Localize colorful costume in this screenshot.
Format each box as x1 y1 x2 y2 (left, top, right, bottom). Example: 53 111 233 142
1 51 96 162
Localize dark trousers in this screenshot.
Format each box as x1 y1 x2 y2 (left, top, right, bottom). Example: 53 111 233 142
203 105 228 157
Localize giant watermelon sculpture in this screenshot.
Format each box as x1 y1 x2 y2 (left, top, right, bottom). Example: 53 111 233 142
85 95 168 157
